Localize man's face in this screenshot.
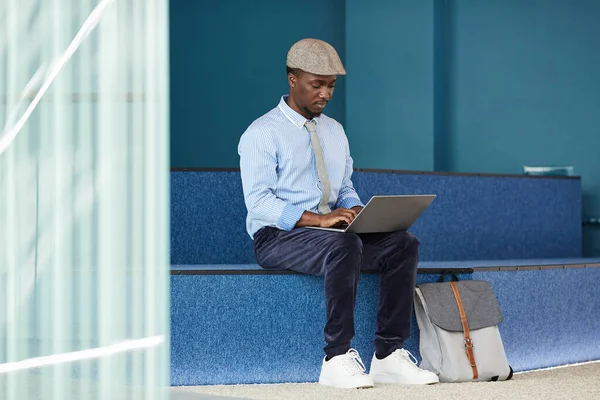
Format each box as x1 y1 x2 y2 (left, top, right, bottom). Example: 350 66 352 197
288 71 337 119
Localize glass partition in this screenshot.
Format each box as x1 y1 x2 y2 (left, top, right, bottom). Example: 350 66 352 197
0 0 170 398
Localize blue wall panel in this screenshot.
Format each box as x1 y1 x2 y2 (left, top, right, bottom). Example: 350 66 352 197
445 0 600 255
345 0 435 171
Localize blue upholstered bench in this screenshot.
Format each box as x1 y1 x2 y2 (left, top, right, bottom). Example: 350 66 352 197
171 169 584 265
169 169 600 385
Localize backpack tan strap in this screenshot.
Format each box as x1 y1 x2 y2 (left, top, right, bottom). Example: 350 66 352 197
450 281 479 380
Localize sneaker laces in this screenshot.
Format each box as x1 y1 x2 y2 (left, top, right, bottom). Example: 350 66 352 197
339 349 368 376
394 349 425 373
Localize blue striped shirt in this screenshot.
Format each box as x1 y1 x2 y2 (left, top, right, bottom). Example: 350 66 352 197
238 95 364 238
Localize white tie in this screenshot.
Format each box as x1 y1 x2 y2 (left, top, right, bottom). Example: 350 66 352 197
305 120 331 214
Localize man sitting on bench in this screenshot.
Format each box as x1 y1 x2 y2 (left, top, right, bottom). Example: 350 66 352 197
238 38 439 389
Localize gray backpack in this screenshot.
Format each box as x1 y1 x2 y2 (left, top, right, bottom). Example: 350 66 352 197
414 276 513 382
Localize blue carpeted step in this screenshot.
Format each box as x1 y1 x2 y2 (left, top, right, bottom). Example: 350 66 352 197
170 258 600 386
170 171 583 265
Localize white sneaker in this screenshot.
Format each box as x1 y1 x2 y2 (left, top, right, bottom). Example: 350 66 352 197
370 349 439 385
318 349 375 389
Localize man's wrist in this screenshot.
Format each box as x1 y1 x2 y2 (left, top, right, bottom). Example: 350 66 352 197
317 214 325 227
295 210 324 228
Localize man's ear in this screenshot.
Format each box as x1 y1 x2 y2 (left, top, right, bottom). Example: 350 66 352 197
288 73 297 88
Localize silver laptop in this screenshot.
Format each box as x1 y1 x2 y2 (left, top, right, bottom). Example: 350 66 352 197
307 194 436 233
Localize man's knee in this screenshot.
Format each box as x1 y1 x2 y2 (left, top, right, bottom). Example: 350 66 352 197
390 231 420 255
381 231 419 274
403 231 420 250
331 233 363 254
324 233 363 273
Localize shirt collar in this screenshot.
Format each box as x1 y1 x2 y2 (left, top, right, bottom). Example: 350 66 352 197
278 95 320 128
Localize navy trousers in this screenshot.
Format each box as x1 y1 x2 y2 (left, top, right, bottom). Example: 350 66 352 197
253 226 419 359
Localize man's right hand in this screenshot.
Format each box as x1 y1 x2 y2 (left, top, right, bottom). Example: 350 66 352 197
295 207 359 228
318 207 358 228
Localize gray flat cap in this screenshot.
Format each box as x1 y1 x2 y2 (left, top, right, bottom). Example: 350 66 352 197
286 38 346 76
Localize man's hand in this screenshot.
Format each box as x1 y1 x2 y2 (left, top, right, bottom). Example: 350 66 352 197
318 207 358 228
295 207 359 228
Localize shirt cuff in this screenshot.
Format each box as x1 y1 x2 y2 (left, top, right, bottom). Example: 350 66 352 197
337 197 364 210
277 203 306 231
